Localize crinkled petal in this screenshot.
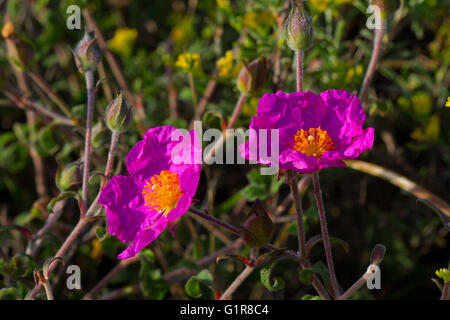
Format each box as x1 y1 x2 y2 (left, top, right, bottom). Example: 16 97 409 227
338 127 374 158
320 90 366 148
117 216 169 260
98 175 146 243
279 149 319 173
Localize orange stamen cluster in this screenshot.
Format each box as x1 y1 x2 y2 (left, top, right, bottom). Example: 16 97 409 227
292 127 335 159
142 170 183 215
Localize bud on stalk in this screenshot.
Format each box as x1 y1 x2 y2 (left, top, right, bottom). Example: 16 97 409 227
241 200 274 248
283 0 313 51
56 161 82 192
73 30 102 73
236 56 267 96
105 92 131 133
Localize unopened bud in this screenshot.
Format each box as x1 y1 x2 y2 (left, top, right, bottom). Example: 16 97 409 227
105 92 131 132
73 30 102 73
56 161 82 192
241 200 274 248
370 244 386 265
236 56 267 95
283 0 313 51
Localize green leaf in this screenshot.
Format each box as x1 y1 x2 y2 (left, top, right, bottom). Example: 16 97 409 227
95 226 108 241
241 169 273 201
0 253 37 278
260 259 285 292
310 261 331 290
301 294 323 300
0 132 29 173
139 249 169 300
299 269 314 285
306 235 350 256
185 269 215 300
36 123 59 157
0 287 23 300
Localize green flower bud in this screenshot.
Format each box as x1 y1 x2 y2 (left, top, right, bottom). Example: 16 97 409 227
73 30 102 73
241 200 274 248
283 0 313 51
105 92 132 132
236 56 267 96
56 161 82 192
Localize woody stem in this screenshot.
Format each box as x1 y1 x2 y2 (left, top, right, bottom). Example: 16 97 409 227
311 172 340 297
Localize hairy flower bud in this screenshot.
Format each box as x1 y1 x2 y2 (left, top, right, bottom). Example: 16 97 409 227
56 161 82 192
73 30 102 73
105 92 131 132
241 200 274 248
283 0 313 51
370 244 386 265
236 56 267 96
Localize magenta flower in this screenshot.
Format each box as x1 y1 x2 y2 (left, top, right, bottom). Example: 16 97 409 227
98 126 202 259
239 90 374 173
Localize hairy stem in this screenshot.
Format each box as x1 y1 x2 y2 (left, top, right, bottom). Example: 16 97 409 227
296 50 303 92
83 256 139 300
287 171 306 257
81 71 95 218
311 172 340 297
42 280 54 300
337 264 380 300
29 218 90 299
227 93 247 130
101 131 120 190
359 20 386 106
220 266 254 300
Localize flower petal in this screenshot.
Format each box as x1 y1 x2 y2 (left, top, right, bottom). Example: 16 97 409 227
98 175 146 243
117 216 169 260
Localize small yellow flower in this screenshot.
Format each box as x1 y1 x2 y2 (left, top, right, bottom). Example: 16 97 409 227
217 50 241 78
176 53 201 73
108 28 138 57
171 16 194 44
410 114 440 142
217 0 231 10
1 21 14 39
90 239 103 262
355 65 363 76
445 97 450 108
309 0 352 13
345 68 355 84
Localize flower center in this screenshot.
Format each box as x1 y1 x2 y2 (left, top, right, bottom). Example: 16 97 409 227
292 127 335 159
142 170 183 215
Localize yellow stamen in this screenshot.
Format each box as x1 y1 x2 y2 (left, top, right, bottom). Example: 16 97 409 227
293 127 335 159
142 170 183 215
